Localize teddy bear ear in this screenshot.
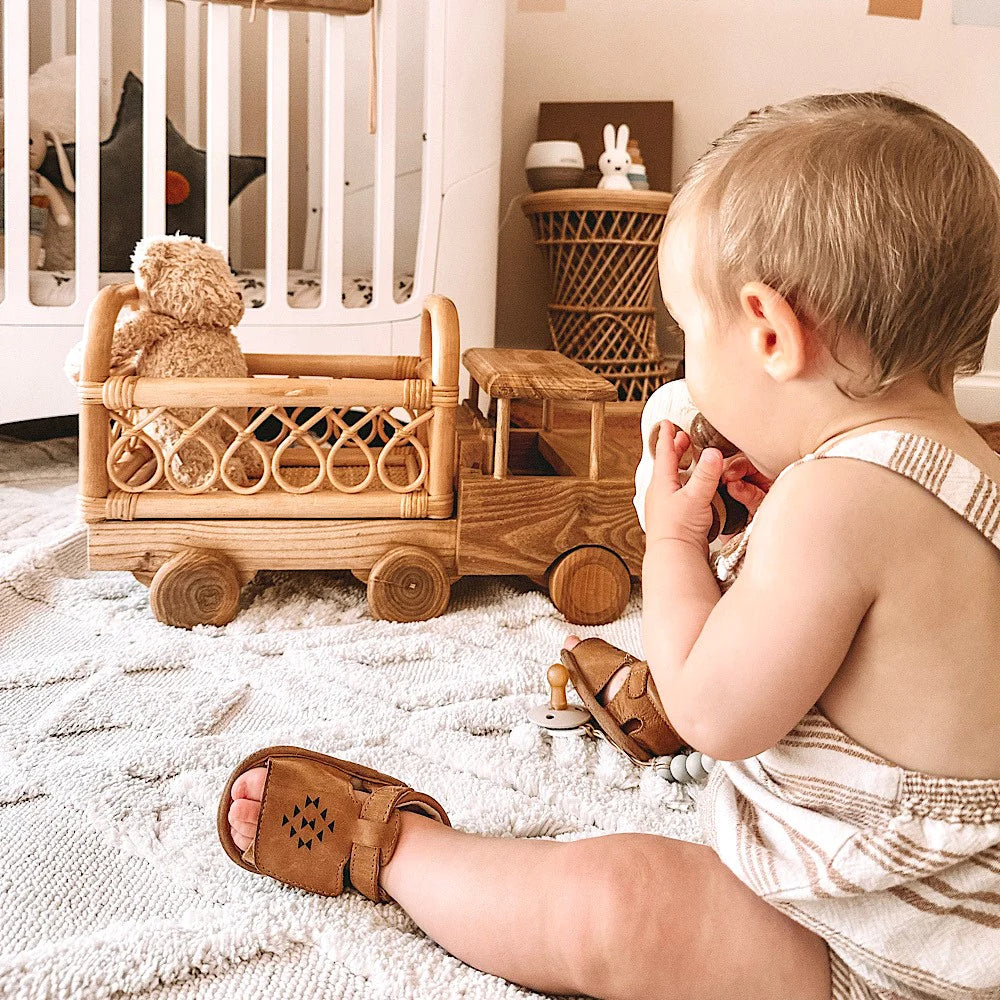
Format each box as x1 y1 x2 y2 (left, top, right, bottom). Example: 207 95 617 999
134 236 243 328
131 236 165 297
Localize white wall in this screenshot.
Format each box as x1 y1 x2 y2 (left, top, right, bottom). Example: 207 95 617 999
497 0 1000 418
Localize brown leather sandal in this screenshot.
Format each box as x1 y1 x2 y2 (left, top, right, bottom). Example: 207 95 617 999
560 638 684 763
217 745 451 900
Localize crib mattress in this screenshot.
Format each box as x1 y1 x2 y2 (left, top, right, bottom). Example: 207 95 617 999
1 269 415 310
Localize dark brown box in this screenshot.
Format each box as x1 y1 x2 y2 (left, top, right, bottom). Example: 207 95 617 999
537 101 673 192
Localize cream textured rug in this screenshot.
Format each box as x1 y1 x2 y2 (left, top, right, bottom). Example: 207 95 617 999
0 436 704 1000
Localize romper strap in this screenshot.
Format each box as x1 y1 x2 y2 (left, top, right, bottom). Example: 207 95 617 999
813 430 1000 552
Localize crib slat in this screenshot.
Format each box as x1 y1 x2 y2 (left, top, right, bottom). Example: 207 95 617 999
265 10 290 315
302 12 324 274
228 8 244 258
184 1 202 144
51 0 68 61
3 0 30 310
321 14 347 314
75 0 102 308
371 0 398 309
413 0 446 299
206 3 231 256
143 0 168 238
100 0 115 131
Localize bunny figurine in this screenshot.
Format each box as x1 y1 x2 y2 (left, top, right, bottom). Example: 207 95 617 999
0 118 73 270
598 123 633 190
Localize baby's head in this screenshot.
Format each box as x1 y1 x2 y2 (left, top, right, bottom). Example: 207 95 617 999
659 92 1000 469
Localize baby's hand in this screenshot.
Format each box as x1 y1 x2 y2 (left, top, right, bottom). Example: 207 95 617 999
644 420 724 551
721 455 771 519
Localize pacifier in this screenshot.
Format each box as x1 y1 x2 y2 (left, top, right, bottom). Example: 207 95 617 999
527 662 591 730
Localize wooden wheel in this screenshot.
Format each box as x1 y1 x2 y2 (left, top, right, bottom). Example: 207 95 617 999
367 546 451 622
547 546 631 625
149 549 242 629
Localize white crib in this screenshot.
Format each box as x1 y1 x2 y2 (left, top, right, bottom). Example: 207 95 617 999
0 0 506 425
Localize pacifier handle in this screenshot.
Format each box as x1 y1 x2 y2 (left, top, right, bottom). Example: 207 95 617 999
547 663 569 711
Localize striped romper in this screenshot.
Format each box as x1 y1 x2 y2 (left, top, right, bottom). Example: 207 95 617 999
699 429 1000 1000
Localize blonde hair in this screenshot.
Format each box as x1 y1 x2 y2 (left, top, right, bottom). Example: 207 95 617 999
668 92 1000 394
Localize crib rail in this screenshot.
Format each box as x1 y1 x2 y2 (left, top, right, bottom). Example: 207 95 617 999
0 0 444 330
77 286 459 524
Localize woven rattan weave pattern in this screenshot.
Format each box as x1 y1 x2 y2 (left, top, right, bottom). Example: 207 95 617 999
523 189 676 402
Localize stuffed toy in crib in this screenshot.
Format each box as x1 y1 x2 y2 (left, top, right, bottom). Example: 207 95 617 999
65 234 262 490
633 379 750 542
0 118 74 270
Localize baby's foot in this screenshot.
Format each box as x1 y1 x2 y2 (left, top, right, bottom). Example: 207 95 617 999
228 767 369 851
228 767 267 852
562 635 667 717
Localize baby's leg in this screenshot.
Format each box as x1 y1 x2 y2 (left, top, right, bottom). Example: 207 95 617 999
230 773 830 999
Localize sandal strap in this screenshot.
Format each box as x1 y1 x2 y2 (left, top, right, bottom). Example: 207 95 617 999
350 784 405 902
606 659 681 758
573 638 638 696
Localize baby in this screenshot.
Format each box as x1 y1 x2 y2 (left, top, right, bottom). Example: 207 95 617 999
218 92 1000 1000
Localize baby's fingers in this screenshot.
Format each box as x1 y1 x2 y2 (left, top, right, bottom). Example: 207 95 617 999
722 455 772 492
727 478 767 515
684 448 724 503
652 420 683 490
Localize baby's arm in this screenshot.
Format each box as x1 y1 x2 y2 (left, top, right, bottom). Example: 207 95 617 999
644 457 877 761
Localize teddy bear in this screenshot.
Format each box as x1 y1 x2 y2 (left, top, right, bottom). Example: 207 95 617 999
66 234 262 490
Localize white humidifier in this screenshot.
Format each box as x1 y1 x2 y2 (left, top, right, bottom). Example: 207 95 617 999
524 140 585 192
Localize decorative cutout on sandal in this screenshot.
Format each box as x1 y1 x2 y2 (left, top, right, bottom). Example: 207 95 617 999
284 793 335 850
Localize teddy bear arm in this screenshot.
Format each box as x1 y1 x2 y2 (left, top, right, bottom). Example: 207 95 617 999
109 314 159 371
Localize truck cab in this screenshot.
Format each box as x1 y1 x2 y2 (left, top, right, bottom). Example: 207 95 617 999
455 348 645 625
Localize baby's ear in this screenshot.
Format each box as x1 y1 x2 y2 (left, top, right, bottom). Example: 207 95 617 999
740 281 807 383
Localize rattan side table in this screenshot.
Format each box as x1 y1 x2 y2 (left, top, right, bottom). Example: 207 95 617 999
523 188 676 402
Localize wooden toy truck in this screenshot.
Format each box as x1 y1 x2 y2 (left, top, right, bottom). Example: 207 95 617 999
79 286 644 628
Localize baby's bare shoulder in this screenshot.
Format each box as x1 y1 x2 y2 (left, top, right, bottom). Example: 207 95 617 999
758 456 897 538
748 457 913 584
755 448 1000 591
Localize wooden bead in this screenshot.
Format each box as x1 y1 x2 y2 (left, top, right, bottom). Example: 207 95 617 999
149 549 242 629
708 493 724 543
689 413 740 458
367 546 451 622
547 546 631 626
